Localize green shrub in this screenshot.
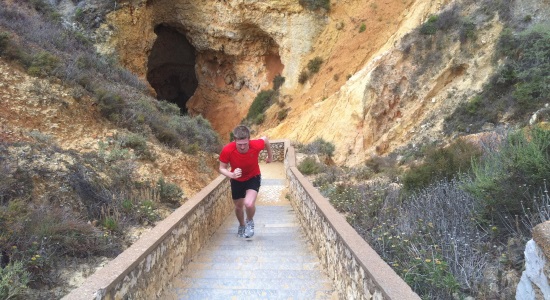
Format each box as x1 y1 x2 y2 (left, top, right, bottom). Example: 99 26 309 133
101 215 119 232
0 257 29 300
307 57 323 74
465 126 550 220
246 90 275 123
157 177 183 205
119 133 154 160
96 90 125 121
466 95 483 115
27 51 59 77
298 0 330 11
459 18 476 43
420 15 439 35
273 75 285 91
277 108 289 121
0 32 8 54
359 23 366 33
298 138 336 157
298 71 309 84
402 139 481 192
298 156 324 175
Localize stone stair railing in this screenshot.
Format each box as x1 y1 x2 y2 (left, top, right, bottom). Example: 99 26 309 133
62 141 286 300
284 145 420 300
63 139 420 299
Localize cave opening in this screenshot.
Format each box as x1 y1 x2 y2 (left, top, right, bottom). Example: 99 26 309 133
146 24 197 114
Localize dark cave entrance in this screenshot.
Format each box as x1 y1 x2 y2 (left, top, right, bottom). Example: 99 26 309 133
146 25 197 114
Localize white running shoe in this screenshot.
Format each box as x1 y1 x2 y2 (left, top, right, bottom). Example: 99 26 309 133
237 225 245 238
244 219 254 238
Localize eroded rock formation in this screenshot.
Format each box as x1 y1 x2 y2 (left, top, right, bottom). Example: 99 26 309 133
102 0 549 167
100 0 325 139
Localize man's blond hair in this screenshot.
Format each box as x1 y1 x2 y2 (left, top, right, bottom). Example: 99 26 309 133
233 125 250 140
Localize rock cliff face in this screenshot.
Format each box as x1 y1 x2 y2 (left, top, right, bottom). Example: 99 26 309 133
102 0 455 165
101 0 548 166
100 0 325 140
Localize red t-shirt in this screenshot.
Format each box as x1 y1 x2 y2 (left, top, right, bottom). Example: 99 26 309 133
219 139 265 182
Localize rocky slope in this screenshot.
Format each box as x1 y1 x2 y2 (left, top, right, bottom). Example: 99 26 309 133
94 0 548 167
97 0 460 164
2 0 550 297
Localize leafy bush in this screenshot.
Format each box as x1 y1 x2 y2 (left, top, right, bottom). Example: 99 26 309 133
157 177 184 205
402 139 481 192
119 133 154 161
359 23 366 33
0 257 29 300
420 15 439 35
465 126 550 221
273 75 285 91
297 156 325 175
298 0 330 11
298 70 309 84
459 18 476 43
297 138 336 157
0 32 8 54
246 90 276 124
0 164 33 206
96 90 125 122
277 108 290 121
27 51 59 77
307 57 323 74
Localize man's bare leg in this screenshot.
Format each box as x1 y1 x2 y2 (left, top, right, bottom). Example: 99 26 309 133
244 189 258 221
244 189 258 238
234 198 245 226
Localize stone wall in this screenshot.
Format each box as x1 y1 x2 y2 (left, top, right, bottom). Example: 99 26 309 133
260 138 286 163
285 145 420 300
62 140 286 300
62 140 419 299
62 175 233 300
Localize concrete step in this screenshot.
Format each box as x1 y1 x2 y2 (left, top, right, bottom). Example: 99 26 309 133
168 287 336 300
159 178 337 300
169 268 330 280
169 277 333 290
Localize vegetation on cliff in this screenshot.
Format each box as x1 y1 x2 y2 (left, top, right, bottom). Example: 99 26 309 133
0 1 220 298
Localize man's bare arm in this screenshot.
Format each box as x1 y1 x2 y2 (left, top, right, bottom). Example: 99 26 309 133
219 161 241 178
261 136 273 163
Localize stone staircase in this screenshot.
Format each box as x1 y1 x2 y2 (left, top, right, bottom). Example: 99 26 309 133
159 174 338 299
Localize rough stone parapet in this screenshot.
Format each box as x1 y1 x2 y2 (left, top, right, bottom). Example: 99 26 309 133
284 145 420 300
260 138 286 162
62 176 233 300
62 140 419 299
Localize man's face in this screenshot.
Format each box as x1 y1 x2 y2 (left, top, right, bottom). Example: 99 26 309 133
236 138 250 154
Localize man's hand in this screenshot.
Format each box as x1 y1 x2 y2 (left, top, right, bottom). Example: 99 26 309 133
234 168 242 178
262 136 273 163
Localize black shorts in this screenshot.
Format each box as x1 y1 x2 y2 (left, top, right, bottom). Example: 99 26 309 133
230 175 261 200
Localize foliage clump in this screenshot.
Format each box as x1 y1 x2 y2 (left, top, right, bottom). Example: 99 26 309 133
296 138 335 157
242 90 274 125
298 0 330 12
309 125 550 299
466 126 550 221
298 156 325 175
445 23 550 133
402 139 481 192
